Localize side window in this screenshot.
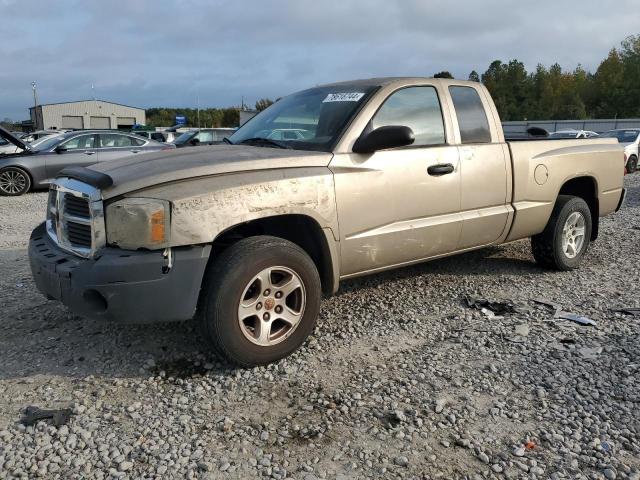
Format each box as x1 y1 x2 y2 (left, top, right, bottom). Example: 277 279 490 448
372 86 445 146
197 131 214 142
62 135 95 150
449 86 492 144
131 136 146 146
151 133 164 142
99 134 138 148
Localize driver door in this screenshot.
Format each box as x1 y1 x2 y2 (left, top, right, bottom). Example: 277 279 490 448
45 134 98 180
331 85 462 276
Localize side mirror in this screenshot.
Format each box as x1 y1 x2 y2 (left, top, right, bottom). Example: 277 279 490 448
190 138 200 146
353 126 414 154
54 145 67 154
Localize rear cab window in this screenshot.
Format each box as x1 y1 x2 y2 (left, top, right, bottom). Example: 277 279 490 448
449 86 492 144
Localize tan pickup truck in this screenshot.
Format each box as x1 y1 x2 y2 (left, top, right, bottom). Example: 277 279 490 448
28 77 626 366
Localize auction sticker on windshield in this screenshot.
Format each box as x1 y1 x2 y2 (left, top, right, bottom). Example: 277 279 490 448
323 92 365 102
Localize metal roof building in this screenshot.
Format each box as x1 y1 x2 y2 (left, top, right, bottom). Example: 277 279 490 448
29 100 145 130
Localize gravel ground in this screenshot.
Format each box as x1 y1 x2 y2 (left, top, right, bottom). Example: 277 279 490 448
0 176 639 480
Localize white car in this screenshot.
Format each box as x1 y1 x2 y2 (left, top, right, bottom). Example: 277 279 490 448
0 137 23 154
600 129 640 173
262 129 311 141
0 132 64 155
549 129 599 139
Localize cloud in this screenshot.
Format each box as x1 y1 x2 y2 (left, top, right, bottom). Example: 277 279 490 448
0 0 637 120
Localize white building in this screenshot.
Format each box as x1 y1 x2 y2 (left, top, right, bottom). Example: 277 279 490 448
29 100 145 130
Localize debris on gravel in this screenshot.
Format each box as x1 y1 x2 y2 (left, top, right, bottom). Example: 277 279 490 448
0 176 639 479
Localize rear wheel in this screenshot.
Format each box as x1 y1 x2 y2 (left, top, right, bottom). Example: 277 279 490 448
531 195 592 271
0 167 31 196
627 155 638 174
196 235 321 367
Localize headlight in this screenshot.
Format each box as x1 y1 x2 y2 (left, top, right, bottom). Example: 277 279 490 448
106 198 171 250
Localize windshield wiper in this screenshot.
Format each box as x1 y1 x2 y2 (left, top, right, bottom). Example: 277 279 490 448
222 137 233 145
237 137 291 149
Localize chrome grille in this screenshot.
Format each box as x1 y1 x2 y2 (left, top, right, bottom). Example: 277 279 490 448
63 193 91 218
46 178 105 258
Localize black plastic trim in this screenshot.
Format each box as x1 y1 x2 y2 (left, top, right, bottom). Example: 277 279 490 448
616 188 626 212
28 223 211 324
58 166 113 189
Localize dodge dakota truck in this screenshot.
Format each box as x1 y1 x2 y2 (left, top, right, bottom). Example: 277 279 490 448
27 78 626 366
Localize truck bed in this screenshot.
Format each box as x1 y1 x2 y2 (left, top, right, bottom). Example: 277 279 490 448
504 137 624 242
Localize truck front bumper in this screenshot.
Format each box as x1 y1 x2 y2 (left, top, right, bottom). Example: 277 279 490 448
28 222 211 324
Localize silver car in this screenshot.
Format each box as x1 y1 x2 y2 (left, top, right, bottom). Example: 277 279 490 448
0 128 175 196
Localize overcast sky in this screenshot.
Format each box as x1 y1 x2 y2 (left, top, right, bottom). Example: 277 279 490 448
1 0 637 120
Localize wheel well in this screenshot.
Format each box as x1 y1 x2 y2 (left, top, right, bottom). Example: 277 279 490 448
558 176 599 240
212 215 335 295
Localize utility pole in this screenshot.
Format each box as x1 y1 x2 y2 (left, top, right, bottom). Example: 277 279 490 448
31 81 39 129
197 95 200 130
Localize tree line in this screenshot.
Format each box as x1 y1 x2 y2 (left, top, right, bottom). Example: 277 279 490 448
5 36 638 131
463 34 640 121
145 107 240 128
147 34 639 128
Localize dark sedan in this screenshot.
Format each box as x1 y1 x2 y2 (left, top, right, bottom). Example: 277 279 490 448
0 128 174 196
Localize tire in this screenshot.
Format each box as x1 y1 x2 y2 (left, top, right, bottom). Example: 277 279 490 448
531 195 592 271
196 235 321 367
0 167 31 196
627 155 638 174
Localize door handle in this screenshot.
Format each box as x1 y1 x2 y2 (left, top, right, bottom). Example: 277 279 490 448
131 150 141 153
427 163 454 176
84 151 96 156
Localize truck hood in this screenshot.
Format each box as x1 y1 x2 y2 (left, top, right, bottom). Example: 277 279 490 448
90 144 333 199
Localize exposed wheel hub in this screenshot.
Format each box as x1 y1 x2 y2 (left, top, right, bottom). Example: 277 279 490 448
264 297 275 311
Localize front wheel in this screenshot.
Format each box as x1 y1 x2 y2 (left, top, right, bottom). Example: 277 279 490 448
627 155 638 174
0 167 31 196
196 235 321 367
531 195 592 271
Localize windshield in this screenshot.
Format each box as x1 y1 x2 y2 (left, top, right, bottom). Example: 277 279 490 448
229 85 378 151
600 130 640 143
31 134 64 148
30 134 67 152
173 130 197 145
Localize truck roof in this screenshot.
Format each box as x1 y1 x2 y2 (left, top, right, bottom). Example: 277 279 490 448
318 77 479 89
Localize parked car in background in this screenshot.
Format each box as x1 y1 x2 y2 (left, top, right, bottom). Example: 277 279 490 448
132 130 182 143
549 129 599 139
171 128 236 148
0 132 67 155
0 127 174 196
261 128 312 141
21 130 66 143
132 130 170 143
600 129 640 173
0 137 20 155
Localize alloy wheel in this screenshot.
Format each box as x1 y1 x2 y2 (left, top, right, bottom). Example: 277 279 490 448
237 266 306 346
